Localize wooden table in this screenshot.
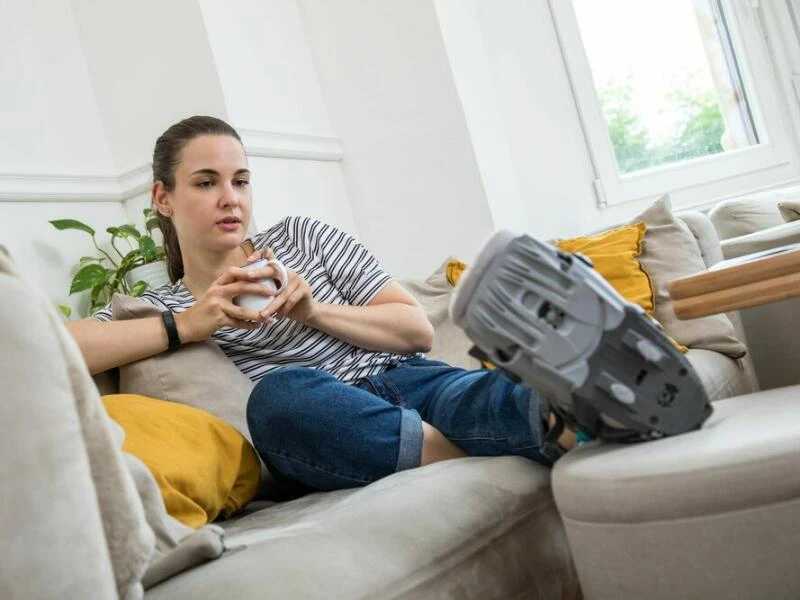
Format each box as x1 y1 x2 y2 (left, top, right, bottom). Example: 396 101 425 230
668 244 800 320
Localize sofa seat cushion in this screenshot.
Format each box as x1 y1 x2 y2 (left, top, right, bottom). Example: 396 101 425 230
685 348 757 401
145 456 579 599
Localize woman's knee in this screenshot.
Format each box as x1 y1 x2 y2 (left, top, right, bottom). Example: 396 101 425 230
246 367 326 439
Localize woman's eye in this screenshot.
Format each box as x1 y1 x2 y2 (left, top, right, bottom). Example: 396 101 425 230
197 180 213 188
235 179 250 187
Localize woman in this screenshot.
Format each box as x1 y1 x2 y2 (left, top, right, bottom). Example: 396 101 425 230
67 115 568 492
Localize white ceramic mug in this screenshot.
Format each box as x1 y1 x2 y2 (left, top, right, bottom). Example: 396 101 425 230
234 258 289 312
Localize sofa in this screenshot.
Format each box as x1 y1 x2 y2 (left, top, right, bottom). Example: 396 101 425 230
708 192 800 391
3 200 798 600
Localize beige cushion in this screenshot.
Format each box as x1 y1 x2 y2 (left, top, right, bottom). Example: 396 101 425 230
111 294 255 443
146 456 580 599
708 196 784 239
778 199 800 222
685 348 756 401
399 258 481 371
552 388 800 599
630 195 746 359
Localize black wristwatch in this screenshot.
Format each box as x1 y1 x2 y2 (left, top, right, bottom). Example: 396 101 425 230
161 310 181 352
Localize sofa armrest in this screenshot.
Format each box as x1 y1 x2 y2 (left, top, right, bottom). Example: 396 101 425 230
720 220 800 259
713 220 800 390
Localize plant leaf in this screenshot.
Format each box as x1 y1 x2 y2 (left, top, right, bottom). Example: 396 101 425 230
70 264 109 294
58 304 72 319
79 255 103 266
118 224 142 240
146 217 160 232
139 236 158 262
119 251 142 272
131 281 149 297
50 219 95 236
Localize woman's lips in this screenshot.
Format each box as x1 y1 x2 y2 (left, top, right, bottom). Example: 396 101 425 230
217 221 241 231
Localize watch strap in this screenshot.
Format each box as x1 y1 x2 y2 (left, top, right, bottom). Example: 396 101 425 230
161 310 181 352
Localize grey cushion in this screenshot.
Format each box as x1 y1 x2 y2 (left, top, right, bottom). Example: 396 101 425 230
708 196 784 239
146 456 580 599
630 195 746 359
778 199 800 222
111 294 255 443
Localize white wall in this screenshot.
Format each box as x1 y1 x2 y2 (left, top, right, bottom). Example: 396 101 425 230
199 0 333 137
71 0 228 173
198 0 356 235
1 0 357 314
0 0 113 175
248 157 356 234
0 0 121 310
434 0 528 233
435 0 609 240
298 0 495 279
1 201 129 316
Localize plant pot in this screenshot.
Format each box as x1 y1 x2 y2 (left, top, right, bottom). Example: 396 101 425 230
125 260 170 291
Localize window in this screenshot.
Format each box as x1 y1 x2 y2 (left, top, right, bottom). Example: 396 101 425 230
550 0 800 208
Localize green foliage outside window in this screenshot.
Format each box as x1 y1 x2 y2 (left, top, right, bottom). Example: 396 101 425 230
599 76 726 174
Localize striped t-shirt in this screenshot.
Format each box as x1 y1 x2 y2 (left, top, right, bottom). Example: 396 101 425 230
94 216 415 383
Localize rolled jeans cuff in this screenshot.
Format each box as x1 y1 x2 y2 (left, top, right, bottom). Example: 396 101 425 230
395 408 423 472
530 394 566 464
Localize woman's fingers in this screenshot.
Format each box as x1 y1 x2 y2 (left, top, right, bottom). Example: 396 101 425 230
216 265 258 285
260 292 288 319
220 300 268 325
226 318 262 330
276 286 306 318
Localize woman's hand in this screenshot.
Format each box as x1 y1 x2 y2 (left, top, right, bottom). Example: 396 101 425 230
175 250 279 343
259 269 319 324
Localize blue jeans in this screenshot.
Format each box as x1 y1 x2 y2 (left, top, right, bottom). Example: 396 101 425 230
246 357 564 491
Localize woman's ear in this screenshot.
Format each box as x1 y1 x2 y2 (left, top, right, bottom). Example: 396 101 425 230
152 181 172 217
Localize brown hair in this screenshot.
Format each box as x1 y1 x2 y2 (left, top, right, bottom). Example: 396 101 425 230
152 115 243 282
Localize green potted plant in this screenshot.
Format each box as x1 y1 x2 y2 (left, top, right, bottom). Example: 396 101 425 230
50 208 168 318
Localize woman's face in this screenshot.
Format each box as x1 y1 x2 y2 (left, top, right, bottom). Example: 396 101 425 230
163 134 252 253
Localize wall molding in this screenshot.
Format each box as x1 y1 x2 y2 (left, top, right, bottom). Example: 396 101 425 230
239 129 343 161
0 163 151 203
0 130 343 202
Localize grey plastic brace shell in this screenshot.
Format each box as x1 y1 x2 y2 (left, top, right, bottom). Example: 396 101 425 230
450 231 711 442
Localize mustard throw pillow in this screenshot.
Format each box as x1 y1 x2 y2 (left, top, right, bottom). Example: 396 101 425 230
553 222 654 315
103 394 261 528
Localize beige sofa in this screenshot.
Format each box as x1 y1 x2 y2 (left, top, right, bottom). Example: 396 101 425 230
711 197 800 391
3 208 798 599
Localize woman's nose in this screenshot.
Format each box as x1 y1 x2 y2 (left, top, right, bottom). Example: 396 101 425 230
220 182 239 207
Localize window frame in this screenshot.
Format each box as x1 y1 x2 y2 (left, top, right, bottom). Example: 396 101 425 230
549 0 800 209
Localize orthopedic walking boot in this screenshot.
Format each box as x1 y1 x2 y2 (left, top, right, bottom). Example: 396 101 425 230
450 230 712 443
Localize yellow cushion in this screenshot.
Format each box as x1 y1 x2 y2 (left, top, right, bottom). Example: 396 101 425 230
103 394 261 528
554 222 654 315
446 260 468 287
